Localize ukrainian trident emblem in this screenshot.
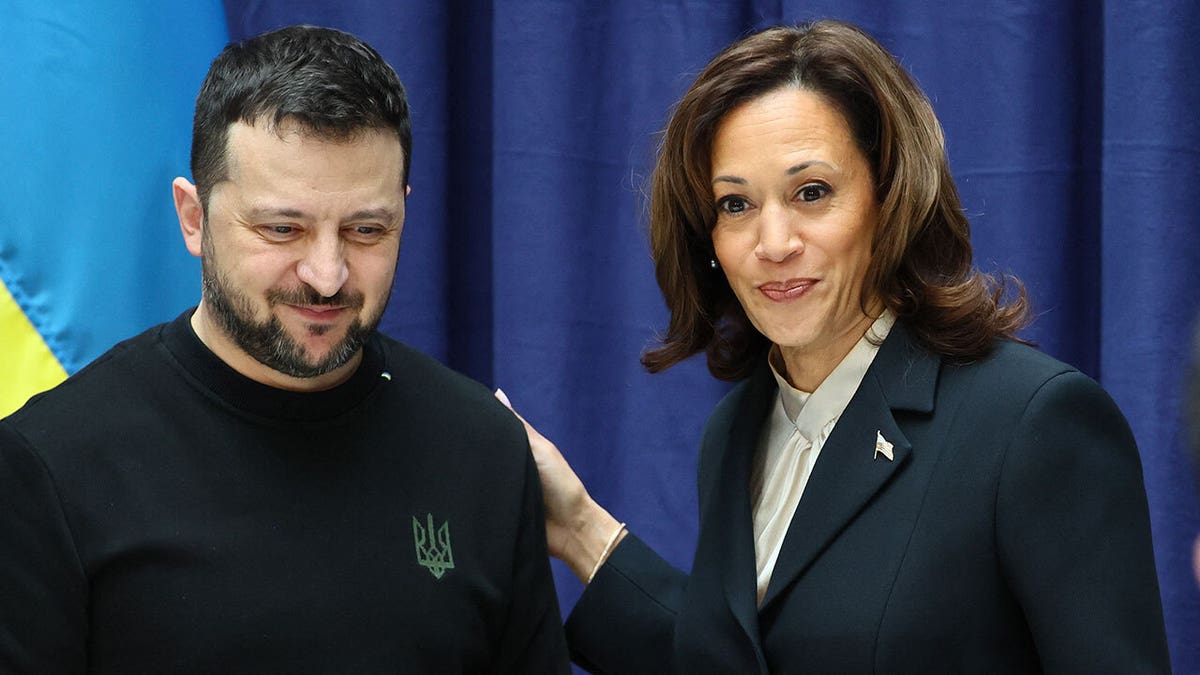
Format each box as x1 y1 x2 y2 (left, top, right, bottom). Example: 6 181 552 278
413 513 455 579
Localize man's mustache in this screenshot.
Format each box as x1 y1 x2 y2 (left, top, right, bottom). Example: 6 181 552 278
265 286 365 309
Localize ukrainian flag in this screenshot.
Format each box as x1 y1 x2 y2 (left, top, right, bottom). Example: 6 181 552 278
0 3 228 417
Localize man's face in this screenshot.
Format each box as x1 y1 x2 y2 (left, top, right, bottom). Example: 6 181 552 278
191 120 405 384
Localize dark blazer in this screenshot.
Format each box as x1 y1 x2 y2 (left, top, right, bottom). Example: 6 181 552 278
566 322 1170 674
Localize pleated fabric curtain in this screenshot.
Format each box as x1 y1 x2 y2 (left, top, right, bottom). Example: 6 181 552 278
2 1 1196 671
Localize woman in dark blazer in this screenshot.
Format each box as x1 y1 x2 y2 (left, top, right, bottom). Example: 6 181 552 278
501 20 1171 674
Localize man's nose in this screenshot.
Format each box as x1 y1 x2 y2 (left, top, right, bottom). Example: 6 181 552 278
296 233 349 298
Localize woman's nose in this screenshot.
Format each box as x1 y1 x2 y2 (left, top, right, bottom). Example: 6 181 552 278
753 203 803 263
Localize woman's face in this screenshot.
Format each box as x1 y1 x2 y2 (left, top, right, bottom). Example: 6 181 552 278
710 87 879 388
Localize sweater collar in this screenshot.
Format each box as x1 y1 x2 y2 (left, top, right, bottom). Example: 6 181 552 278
160 309 388 424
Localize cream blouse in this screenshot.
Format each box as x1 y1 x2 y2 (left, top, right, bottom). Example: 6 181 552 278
750 311 895 603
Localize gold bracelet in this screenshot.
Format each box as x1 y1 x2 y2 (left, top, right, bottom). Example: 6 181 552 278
586 522 626 584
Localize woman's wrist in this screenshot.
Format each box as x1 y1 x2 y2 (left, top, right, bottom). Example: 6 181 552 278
587 521 627 583
562 500 627 584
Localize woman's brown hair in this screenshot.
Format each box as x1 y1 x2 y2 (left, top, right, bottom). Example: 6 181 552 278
641 20 1028 381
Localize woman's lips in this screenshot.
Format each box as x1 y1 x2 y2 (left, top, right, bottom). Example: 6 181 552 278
758 278 817 302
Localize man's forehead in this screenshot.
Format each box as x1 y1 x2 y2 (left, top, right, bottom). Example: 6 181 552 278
222 119 404 179
225 117 393 150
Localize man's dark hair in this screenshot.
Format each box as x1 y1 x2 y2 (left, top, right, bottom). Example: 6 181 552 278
190 25 411 208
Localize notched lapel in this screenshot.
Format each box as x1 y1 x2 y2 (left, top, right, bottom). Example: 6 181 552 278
758 323 938 611
758 375 911 610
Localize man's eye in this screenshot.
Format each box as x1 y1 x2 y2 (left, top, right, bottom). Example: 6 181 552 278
718 196 750 215
346 225 385 240
799 184 830 202
260 225 299 239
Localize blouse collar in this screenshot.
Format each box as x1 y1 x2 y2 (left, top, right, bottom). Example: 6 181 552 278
767 310 896 442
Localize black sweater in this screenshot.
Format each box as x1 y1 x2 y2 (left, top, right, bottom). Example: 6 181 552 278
0 310 568 674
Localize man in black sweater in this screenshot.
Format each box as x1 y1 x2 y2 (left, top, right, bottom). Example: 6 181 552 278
0 26 568 674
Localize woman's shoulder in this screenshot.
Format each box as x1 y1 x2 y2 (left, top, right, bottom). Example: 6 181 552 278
964 338 1079 382
940 337 1118 424
706 360 775 428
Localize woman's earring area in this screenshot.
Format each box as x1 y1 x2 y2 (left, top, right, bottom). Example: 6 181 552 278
710 258 720 270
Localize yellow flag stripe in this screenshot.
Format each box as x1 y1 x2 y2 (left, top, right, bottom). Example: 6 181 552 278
0 275 67 418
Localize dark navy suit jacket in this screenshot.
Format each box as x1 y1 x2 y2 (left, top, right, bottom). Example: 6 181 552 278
566 322 1170 674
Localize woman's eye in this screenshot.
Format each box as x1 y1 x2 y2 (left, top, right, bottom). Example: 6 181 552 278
718 196 750 215
798 184 829 202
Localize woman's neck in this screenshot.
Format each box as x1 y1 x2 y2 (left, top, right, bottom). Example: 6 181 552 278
778 309 880 393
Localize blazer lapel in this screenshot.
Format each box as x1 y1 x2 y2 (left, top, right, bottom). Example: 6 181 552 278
708 363 775 670
758 323 939 611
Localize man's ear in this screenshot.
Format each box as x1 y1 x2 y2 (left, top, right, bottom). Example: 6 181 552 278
173 177 204 258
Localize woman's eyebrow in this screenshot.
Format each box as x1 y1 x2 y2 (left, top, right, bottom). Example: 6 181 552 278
786 160 834 175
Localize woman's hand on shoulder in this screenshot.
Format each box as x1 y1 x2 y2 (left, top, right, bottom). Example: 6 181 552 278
495 389 627 583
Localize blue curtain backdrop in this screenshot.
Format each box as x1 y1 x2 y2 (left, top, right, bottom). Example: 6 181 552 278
2 1 1197 671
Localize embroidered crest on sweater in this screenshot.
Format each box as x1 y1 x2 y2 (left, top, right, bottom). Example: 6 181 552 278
413 513 455 579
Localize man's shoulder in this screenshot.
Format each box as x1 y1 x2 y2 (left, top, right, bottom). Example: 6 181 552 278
374 336 491 408
372 334 526 444
1 321 177 476
6 322 170 427
367 335 534 504
375 334 478 390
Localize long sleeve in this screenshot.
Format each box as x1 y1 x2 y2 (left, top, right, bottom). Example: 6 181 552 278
562 405 721 674
995 370 1171 673
491 448 571 674
0 422 88 673
564 374 764 674
564 533 687 674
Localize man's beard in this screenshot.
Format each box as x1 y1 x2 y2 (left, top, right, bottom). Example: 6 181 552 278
200 241 384 379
